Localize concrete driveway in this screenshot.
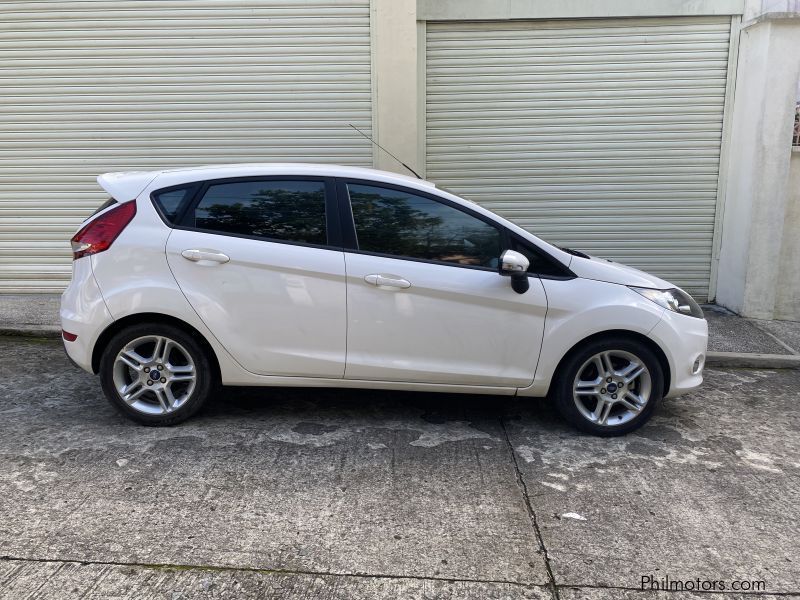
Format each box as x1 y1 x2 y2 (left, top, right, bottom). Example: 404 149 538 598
0 337 797 599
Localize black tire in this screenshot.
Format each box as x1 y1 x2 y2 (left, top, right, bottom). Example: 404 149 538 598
99 322 215 425
553 336 664 436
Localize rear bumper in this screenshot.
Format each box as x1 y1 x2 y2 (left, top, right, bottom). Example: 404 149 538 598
60 258 113 373
649 310 708 398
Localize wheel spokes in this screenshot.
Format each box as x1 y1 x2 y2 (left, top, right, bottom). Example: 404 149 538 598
592 398 613 425
620 362 645 384
154 388 171 412
120 381 147 404
573 349 652 427
118 349 146 371
112 334 197 415
575 376 602 396
620 391 646 412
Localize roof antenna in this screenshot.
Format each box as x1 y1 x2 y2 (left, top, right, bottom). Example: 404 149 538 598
348 123 422 179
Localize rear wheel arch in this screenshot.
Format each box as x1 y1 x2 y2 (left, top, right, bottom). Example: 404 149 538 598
548 329 671 398
91 313 221 381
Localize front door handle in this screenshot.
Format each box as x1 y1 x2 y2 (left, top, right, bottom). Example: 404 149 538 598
365 274 411 289
181 249 230 264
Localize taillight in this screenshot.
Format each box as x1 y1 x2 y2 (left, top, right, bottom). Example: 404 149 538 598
71 200 136 260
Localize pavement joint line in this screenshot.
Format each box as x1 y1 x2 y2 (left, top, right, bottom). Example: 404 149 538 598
747 319 800 354
557 583 800 597
499 417 561 600
0 555 544 589
1 557 797 599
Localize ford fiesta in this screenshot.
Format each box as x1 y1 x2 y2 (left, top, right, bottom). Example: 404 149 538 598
61 164 707 435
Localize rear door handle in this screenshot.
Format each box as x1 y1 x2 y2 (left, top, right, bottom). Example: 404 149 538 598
181 249 230 264
365 274 411 289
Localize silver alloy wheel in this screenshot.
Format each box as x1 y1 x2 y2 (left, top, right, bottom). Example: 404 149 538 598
572 350 652 427
112 335 196 415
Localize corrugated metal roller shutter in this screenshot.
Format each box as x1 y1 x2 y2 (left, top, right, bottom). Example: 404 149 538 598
0 0 372 292
426 17 731 298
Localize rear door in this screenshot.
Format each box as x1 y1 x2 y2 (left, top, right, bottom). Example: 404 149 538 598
164 177 347 378
339 180 548 387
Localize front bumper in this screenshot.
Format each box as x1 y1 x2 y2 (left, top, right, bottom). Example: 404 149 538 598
60 258 113 373
649 309 709 398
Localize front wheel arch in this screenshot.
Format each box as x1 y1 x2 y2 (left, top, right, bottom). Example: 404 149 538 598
547 329 671 399
91 313 221 383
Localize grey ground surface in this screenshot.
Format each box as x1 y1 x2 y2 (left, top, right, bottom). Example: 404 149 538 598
1 337 798 599
0 294 60 336
702 305 798 354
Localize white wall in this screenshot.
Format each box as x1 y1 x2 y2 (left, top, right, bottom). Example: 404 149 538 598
371 0 420 177
716 16 800 319
775 151 800 319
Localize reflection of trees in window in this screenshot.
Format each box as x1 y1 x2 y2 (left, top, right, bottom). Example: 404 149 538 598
195 184 326 245
349 186 500 267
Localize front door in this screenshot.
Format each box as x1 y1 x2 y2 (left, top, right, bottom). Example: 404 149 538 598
165 177 347 378
341 181 547 387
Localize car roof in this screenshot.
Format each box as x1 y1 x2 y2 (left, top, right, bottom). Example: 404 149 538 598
98 163 435 201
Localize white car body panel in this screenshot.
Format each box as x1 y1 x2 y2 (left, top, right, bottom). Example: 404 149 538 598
649 308 708 398
519 279 665 397
60 257 113 372
343 252 547 387
62 163 708 409
568 254 674 289
166 228 347 378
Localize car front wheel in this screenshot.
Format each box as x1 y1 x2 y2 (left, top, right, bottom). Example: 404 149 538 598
554 336 664 436
99 323 214 425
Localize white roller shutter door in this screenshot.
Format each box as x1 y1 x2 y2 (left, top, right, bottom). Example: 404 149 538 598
0 0 372 292
426 17 732 298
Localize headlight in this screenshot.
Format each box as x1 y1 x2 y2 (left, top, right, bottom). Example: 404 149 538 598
629 287 704 319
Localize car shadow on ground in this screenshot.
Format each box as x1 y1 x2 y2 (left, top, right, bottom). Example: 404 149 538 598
204 384 569 434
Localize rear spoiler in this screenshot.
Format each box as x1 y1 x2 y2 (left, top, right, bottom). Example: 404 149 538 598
97 171 160 201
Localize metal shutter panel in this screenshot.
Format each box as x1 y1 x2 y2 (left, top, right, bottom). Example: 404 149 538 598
0 0 372 292
426 17 731 298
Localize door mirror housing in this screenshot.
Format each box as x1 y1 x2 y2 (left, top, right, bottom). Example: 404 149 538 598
500 249 529 274
499 249 530 294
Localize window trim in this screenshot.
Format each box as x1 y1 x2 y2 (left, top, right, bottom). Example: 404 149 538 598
336 177 574 277
150 175 342 251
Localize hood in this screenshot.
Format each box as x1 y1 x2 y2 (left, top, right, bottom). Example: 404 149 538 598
568 253 674 289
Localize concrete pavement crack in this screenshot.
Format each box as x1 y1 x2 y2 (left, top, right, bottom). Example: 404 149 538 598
499 417 561 600
2 557 798 597
0 555 544 590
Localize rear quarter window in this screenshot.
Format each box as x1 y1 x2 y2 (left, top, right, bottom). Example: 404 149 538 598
152 185 198 223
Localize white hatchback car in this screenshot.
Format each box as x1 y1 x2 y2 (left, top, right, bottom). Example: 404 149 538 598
61 163 707 435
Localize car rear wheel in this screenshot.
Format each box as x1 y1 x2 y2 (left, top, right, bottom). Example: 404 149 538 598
99 323 214 425
554 336 663 436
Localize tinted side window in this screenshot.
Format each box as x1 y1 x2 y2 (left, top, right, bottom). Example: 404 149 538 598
191 180 327 245
348 183 501 268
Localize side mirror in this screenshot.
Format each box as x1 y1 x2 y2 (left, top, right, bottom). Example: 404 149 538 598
499 249 530 294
